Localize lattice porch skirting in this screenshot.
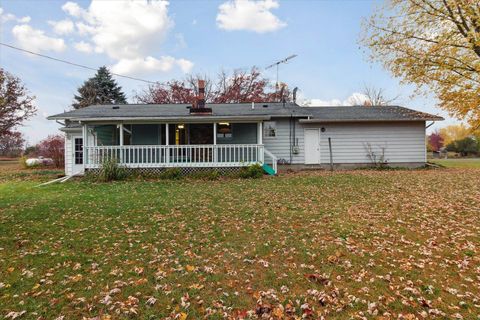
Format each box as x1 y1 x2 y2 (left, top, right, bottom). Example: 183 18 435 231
86 166 242 176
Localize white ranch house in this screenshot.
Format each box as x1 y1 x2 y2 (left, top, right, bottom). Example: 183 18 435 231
48 100 443 176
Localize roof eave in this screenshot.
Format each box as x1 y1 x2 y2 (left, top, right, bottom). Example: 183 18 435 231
59 127 82 132
67 115 273 122
47 115 67 120
299 117 444 123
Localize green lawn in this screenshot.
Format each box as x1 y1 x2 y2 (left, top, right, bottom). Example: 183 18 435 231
430 158 480 168
0 168 479 319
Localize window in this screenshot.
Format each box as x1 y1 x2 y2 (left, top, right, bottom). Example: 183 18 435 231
93 125 119 145
217 122 232 139
130 124 160 145
263 121 276 138
74 138 83 164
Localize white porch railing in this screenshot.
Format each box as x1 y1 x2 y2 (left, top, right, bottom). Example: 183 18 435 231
85 144 265 169
264 148 278 174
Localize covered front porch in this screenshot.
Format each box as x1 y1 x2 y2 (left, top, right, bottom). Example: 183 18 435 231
80 122 277 173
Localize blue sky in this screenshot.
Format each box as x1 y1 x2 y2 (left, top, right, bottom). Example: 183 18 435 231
0 0 455 144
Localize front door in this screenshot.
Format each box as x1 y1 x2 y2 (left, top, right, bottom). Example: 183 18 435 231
304 129 321 164
72 135 84 174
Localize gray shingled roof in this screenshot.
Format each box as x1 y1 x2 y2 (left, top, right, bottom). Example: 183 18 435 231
299 106 444 122
48 102 443 122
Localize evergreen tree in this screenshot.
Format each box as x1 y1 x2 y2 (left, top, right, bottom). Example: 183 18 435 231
72 66 126 109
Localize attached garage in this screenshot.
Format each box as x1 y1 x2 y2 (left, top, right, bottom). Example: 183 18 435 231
302 121 426 167
296 106 441 168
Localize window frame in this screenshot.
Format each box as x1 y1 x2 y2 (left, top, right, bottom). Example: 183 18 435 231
216 122 233 140
74 137 83 165
263 121 277 139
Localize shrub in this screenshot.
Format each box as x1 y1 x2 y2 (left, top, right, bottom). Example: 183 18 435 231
19 156 28 169
238 164 264 179
446 137 479 157
188 169 220 180
364 143 388 168
159 168 182 180
97 158 128 182
37 134 65 168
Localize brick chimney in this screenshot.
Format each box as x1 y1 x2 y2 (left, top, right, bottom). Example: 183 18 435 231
190 79 212 114
198 80 205 108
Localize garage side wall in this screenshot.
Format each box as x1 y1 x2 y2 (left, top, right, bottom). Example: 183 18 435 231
305 121 426 164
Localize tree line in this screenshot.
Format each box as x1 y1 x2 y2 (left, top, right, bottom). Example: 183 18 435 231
428 124 480 157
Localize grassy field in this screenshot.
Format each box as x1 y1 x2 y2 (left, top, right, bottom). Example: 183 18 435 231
430 158 480 169
0 164 479 319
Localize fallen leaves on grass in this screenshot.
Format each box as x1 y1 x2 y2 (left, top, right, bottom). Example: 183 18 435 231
0 169 479 318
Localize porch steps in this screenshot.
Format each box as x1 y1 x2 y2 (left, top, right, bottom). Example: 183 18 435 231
262 163 276 175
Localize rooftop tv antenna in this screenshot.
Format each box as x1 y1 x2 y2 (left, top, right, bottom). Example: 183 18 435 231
266 54 298 92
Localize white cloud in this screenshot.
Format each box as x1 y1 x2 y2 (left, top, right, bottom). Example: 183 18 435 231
75 22 95 36
300 93 369 107
62 2 85 18
217 0 286 33
302 98 343 107
12 24 66 52
17 16 31 23
66 0 172 60
48 19 74 35
62 0 192 75
174 33 187 49
176 59 194 73
74 41 93 53
344 92 369 106
1 7 30 24
0 12 15 23
111 56 193 75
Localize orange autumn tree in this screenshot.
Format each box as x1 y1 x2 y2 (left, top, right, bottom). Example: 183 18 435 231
361 0 480 128
438 124 472 146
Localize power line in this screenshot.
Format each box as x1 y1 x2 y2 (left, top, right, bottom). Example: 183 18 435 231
0 42 159 84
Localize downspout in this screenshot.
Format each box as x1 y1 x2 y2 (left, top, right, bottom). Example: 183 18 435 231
289 114 293 164
292 110 296 149
424 121 435 164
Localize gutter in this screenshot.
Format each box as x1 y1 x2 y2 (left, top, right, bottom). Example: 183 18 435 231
425 121 435 129
59 127 82 132
61 115 273 122
47 114 310 121
299 118 444 123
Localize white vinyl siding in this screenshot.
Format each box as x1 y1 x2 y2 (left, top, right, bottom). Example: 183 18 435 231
263 118 305 164
65 134 73 176
308 122 426 164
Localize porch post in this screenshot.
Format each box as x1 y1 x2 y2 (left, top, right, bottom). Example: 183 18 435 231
119 123 124 146
257 122 263 164
213 123 217 145
165 123 169 164
165 123 169 145
82 123 87 172
257 122 263 144
119 123 124 164
213 122 217 163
